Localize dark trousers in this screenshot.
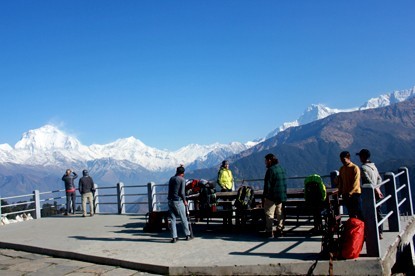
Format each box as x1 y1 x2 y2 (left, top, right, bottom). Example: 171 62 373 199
66 191 76 214
376 198 384 234
343 193 364 221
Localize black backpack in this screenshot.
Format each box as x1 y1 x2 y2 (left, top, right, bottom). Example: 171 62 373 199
234 185 255 210
199 182 217 211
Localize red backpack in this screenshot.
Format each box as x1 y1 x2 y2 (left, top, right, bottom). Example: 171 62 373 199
341 218 365 259
185 179 202 195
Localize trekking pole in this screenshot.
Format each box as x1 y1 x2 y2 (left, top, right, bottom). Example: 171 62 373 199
186 204 194 238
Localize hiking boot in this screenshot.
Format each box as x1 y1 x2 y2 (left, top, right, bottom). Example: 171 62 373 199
265 231 274 239
90 213 94 217
275 229 284 237
82 214 86 217
379 233 383 240
170 238 178 243
185 235 193 241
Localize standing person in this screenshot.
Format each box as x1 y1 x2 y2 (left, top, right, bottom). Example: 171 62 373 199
337 151 364 220
62 169 77 215
167 165 192 243
263 153 287 238
217 160 234 192
78 169 95 217
357 149 384 239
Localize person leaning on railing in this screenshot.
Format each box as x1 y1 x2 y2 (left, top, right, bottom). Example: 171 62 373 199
356 148 384 239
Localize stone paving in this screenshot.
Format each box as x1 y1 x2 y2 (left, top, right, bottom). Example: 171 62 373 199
0 249 159 276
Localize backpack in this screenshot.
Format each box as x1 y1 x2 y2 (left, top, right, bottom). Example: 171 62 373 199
143 211 169 232
185 179 203 195
234 185 255 210
199 182 217 211
304 174 327 204
341 218 365 259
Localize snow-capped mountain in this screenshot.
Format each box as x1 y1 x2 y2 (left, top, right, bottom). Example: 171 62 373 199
0 125 254 172
264 86 415 140
0 86 414 173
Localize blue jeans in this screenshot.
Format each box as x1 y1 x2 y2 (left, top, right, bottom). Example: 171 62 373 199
168 200 190 238
66 191 76 214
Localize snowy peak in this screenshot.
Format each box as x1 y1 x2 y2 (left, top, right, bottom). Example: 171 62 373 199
360 86 415 110
14 125 82 152
265 86 414 139
1 125 252 172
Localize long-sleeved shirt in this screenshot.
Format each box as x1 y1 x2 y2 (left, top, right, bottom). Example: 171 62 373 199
338 161 361 197
167 175 186 202
62 172 78 192
263 164 287 204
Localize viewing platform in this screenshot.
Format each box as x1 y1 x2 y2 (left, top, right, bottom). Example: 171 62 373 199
1 167 414 275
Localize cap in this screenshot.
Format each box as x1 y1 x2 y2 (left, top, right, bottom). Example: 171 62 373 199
356 149 371 159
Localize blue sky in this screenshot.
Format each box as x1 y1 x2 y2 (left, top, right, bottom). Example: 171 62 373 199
1 1 414 150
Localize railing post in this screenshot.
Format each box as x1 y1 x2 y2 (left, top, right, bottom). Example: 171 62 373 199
117 182 125 214
362 184 381 257
384 172 401 232
398 167 413 216
33 190 41 219
147 182 155 212
94 184 100 214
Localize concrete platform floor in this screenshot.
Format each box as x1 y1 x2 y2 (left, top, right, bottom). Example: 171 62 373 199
0 214 412 275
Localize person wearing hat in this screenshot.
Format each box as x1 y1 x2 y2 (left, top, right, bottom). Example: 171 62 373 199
263 153 287 238
357 149 384 239
217 160 234 192
167 165 192 243
78 169 95 217
337 151 364 220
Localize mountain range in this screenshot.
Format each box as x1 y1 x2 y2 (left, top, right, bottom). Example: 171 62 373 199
187 96 415 193
0 86 414 197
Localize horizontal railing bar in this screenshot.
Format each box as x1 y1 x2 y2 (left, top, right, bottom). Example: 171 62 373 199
398 198 407 208
375 195 391 208
3 209 36 216
395 170 405 177
396 184 406 193
39 189 65 195
123 184 147 188
378 211 394 226
374 178 390 189
1 194 33 200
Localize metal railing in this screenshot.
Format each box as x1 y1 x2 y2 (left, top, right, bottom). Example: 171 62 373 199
361 167 413 257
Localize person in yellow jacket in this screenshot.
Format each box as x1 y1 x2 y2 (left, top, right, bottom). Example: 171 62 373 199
217 160 234 192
